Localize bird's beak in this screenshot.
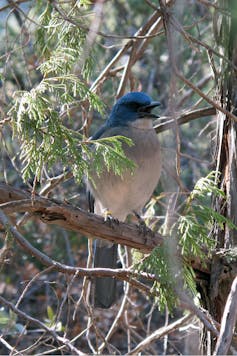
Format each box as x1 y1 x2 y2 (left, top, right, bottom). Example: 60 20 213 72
138 101 160 118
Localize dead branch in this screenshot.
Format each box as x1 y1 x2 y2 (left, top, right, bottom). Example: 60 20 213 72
162 5 237 123
89 1 175 95
0 183 163 253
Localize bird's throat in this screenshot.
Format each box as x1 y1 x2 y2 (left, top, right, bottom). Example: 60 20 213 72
130 118 153 129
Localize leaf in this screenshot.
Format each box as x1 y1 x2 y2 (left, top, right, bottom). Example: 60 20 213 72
47 305 55 323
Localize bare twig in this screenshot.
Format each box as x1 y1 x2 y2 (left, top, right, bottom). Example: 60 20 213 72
98 272 130 353
179 293 219 337
0 0 29 12
128 313 193 355
177 74 213 108
90 8 164 93
154 106 216 133
162 4 237 123
0 295 85 355
0 337 15 354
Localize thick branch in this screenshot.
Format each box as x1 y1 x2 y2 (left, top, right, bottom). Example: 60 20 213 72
0 183 163 253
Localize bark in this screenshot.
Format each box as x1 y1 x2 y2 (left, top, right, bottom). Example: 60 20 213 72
0 183 163 253
203 0 237 353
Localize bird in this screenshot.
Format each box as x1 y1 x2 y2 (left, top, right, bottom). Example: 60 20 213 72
87 91 162 308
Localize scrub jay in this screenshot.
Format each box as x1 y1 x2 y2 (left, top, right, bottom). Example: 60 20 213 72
87 92 162 308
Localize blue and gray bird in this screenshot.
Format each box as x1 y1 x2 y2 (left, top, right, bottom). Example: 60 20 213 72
87 91 162 308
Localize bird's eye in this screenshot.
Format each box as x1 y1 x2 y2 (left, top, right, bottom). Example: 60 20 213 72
128 102 140 110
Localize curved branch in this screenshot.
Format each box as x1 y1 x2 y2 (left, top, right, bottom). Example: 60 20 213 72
155 106 216 133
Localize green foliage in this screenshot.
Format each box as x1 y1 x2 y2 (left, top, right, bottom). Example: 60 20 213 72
138 244 177 311
87 136 136 178
9 82 134 182
35 2 94 79
138 171 236 311
0 308 24 336
7 2 135 184
45 305 64 332
179 171 236 257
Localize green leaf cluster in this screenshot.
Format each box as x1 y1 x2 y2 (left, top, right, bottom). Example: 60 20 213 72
138 245 177 311
138 171 236 311
179 171 236 258
7 2 134 183
35 2 93 80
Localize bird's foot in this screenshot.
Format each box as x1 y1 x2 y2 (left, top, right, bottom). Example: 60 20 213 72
133 211 154 237
103 209 119 229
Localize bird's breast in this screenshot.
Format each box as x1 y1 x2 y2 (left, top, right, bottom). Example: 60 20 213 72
88 125 161 220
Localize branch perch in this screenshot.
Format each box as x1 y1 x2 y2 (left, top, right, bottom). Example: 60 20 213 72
0 183 163 253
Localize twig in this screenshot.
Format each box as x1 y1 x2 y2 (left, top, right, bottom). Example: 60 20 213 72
0 336 16 354
0 295 85 356
179 292 219 337
15 266 54 308
214 276 237 355
128 313 193 355
90 9 163 93
163 6 237 122
0 0 29 12
39 171 73 196
53 3 162 41
177 74 213 108
98 274 130 353
154 107 216 133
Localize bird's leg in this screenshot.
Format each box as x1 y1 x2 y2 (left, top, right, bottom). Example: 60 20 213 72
103 208 119 228
133 210 154 237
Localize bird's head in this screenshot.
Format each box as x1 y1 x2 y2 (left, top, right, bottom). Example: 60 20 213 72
107 92 160 127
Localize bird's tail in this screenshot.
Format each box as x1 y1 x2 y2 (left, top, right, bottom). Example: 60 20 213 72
93 241 117 308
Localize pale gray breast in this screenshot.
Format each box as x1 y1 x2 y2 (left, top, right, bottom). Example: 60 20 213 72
88 125 161 220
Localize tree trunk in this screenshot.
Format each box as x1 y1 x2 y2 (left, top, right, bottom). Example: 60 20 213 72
205 0 237 352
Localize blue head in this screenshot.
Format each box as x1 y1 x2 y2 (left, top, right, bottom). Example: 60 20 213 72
92 92 160 139
107 92 160 127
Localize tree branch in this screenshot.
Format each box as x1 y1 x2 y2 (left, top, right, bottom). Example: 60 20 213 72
0 209 222 339
0 183 163 253
0 295 85 356
155 106 216 134
0 208 157 297
128 313 193 355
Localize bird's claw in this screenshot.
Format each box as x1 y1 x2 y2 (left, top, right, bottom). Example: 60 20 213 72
103 210 119 229
137 220 154 237
133 211 154 237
